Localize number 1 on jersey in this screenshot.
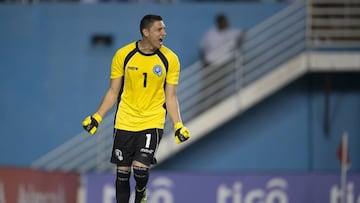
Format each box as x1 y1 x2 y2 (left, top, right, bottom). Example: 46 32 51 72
143 72 147 88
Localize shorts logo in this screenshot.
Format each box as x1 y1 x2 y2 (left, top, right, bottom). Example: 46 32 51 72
140 148 154 154
115 149 123 161
153 65 162 77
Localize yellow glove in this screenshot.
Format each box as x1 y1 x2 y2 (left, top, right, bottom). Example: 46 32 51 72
82 113 102 135
174 122 190 144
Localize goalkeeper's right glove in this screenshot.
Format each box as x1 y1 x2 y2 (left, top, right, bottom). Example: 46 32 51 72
82 113 102 135
174 122 190 144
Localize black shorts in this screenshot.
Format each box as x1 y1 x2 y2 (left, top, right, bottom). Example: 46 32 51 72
110 128 163 167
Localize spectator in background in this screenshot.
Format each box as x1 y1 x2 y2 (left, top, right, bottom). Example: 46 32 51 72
197 13 246 113
199 13 246 67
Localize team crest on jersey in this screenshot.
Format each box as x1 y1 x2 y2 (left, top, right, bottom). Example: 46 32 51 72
153 65 163 77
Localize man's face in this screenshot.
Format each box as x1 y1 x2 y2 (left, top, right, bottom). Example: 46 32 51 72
145 20 167 50
218 18 229 30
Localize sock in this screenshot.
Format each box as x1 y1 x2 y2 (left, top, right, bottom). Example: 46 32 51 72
133 166 149 203
116 169 131 203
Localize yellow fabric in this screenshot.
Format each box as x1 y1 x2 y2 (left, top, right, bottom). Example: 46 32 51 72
82 116 93 132
82 113 102 135
174 122 183 131
92 113 102 123
174 122 190 144
111 41 180 131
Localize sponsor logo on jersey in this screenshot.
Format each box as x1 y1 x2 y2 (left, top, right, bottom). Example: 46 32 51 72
128 66 138 70
153 65 162 77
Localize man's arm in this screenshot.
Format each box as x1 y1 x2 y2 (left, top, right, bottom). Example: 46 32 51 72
165 83 190 143
96 77 123 118
165 83 181 125
82 77 122 134
236 30 247 48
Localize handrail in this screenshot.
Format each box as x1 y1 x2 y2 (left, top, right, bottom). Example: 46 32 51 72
31 112 116 171
246 3 305 41
244 8 305 63
309 0 360 47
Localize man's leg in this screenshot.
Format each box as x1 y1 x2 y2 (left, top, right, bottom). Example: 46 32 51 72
116 166 131 203
133 161 149 203
110 129 135 203
132 129 162 203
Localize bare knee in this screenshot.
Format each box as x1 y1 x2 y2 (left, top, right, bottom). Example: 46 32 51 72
132 160 149 168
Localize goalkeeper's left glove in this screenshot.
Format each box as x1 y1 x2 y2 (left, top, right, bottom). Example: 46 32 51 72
82 113 102 135
174 122 190 144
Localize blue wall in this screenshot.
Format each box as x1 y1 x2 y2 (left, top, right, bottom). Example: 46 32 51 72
1 3 359 173
0 3 287 167
155 73 360 172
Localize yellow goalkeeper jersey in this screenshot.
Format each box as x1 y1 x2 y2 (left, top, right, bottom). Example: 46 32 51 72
110 41 180 131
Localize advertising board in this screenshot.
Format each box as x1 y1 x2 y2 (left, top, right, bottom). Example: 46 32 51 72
0 167 79 203
84 172 360 203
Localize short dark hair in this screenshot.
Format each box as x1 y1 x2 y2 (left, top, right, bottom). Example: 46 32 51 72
140 14 163 36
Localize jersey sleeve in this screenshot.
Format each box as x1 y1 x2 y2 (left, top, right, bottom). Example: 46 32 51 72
166 53 180 85
110 49 125 79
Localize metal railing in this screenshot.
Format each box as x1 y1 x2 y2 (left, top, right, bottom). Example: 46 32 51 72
309 0 360 47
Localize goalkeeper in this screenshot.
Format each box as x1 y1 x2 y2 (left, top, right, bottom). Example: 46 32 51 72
82 14 190 203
